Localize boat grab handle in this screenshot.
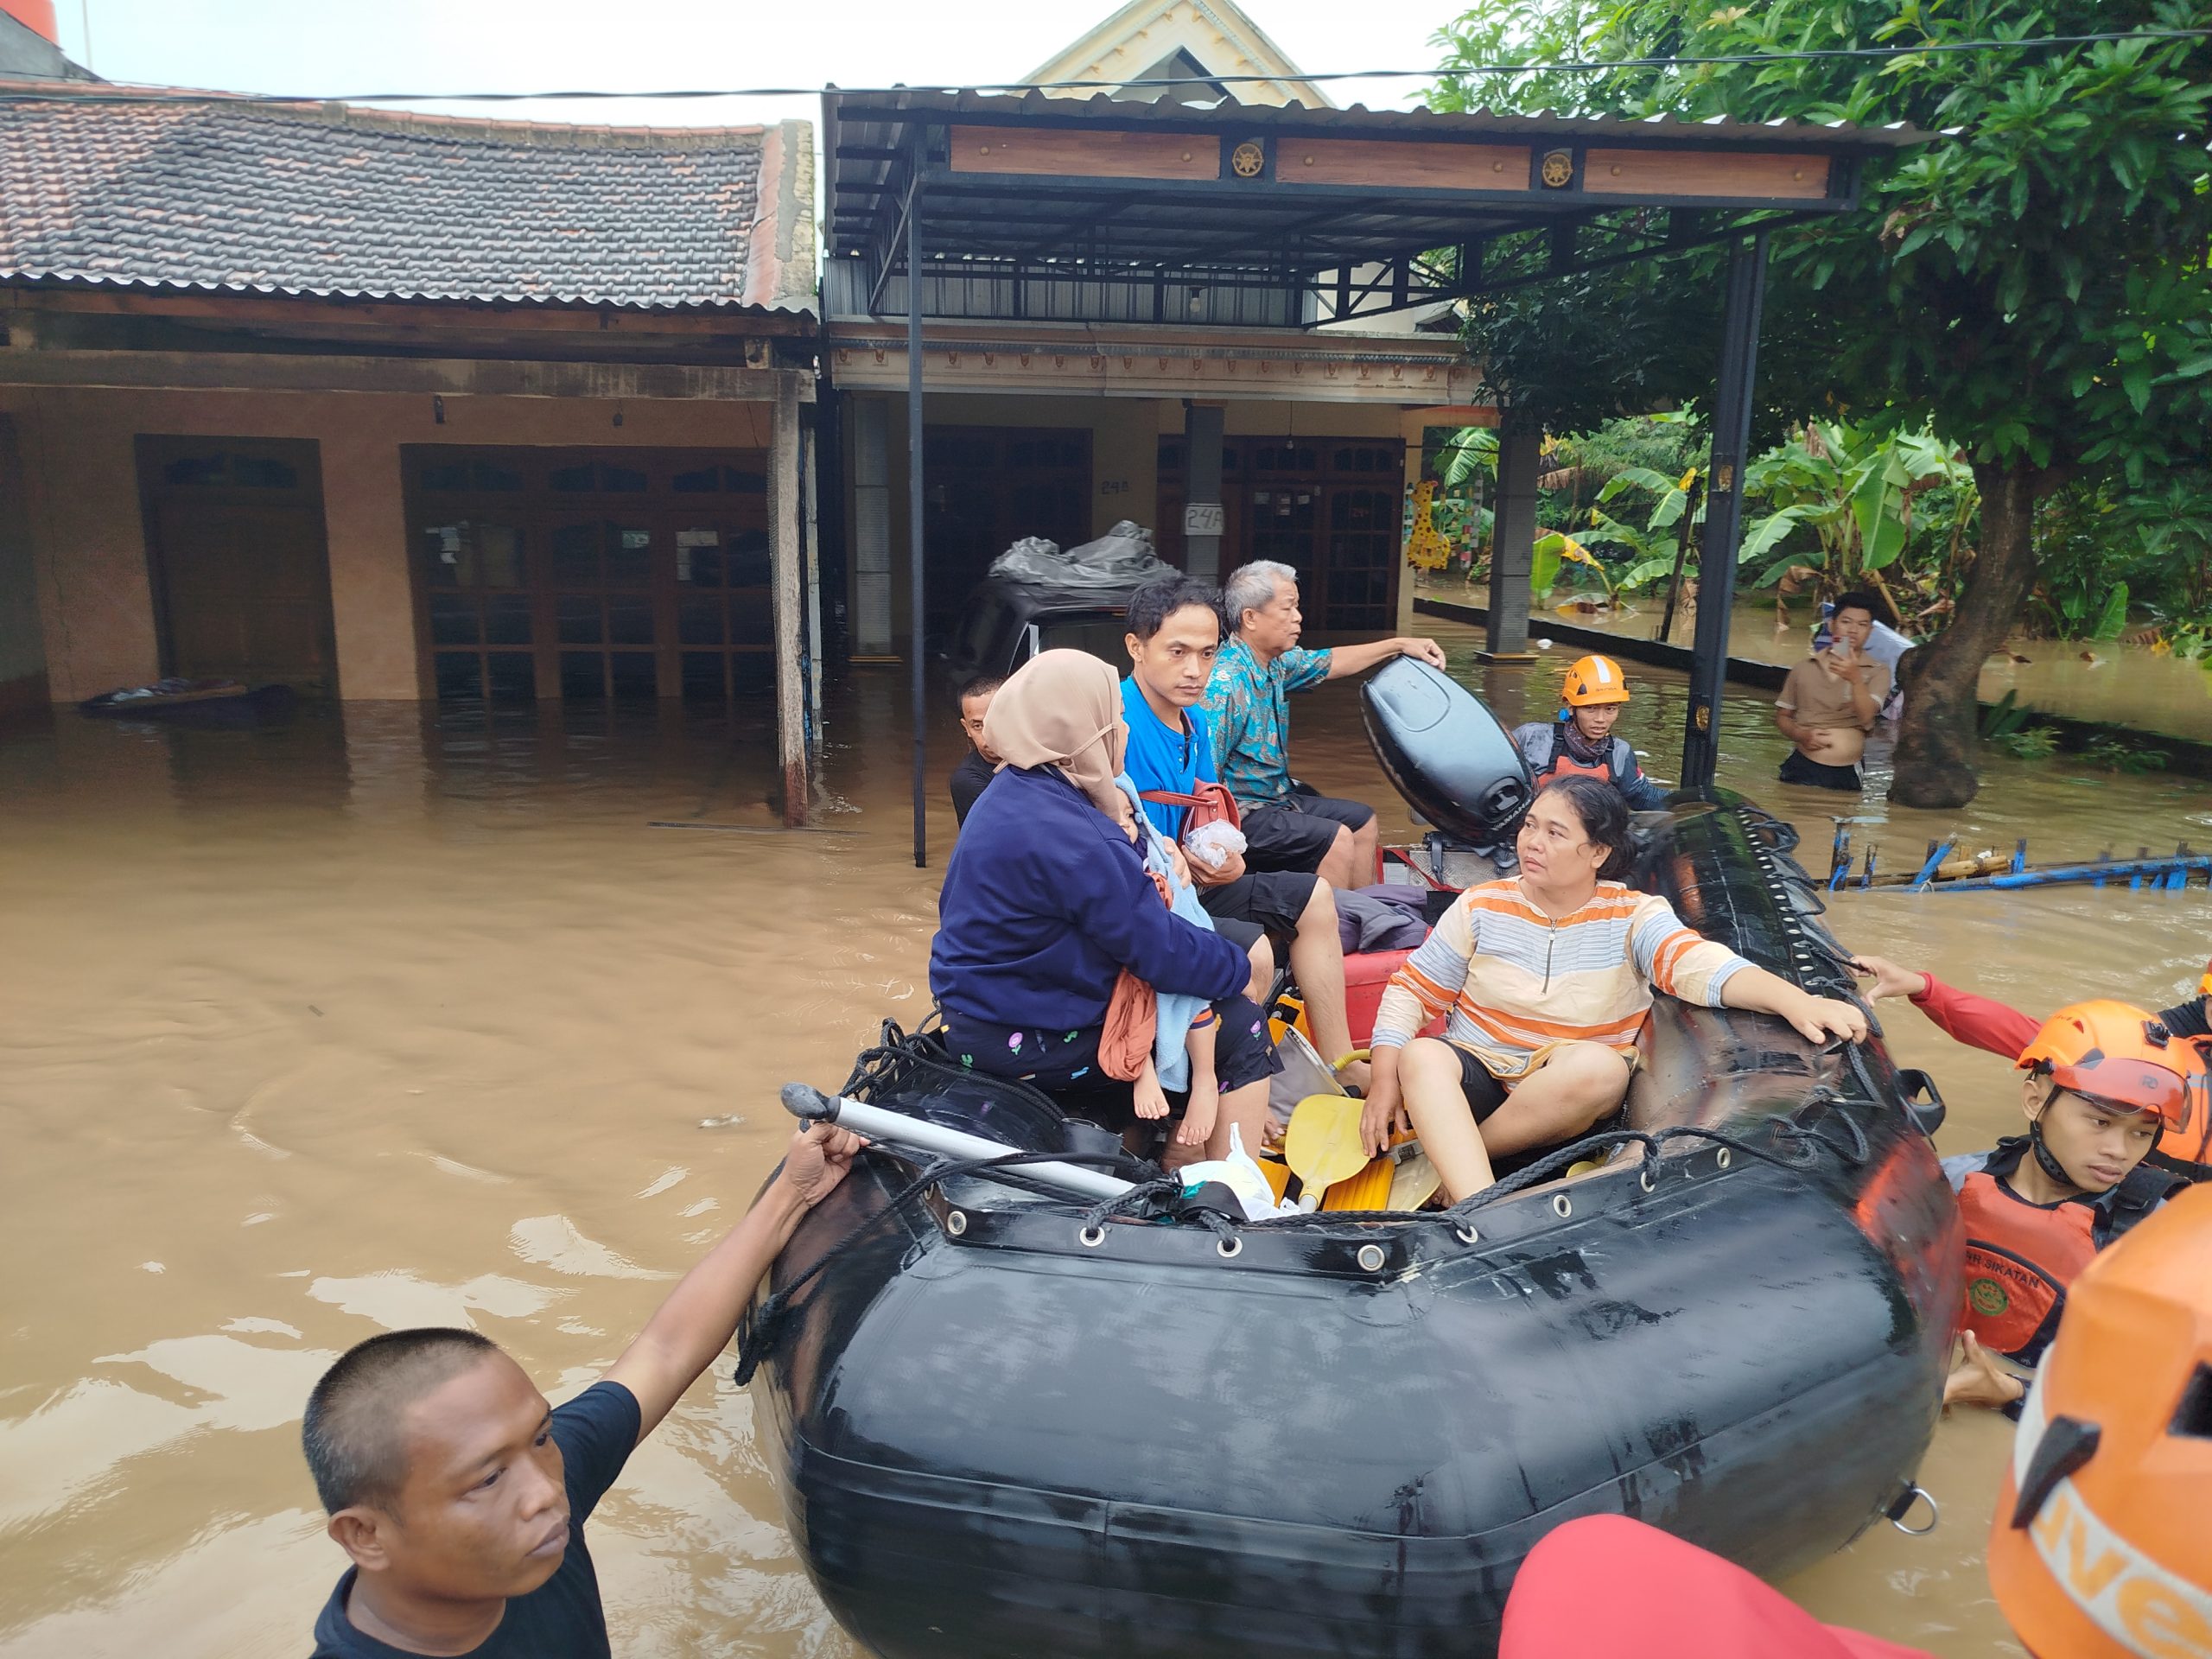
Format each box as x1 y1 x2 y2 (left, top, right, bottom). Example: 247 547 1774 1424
1895 1069 1947 1140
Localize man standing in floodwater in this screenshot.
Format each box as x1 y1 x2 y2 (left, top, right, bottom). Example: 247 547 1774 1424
1202 559 1446 891
299 1122 860 1658
1773 589 1891 791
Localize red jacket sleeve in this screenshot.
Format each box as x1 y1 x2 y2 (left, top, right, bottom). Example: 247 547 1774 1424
1909 974 2039 1060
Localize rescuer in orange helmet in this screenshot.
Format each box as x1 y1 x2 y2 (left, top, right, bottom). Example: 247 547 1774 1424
1987 1181 2212 1659
1853 961 2198 1412
1509 654 1668 810
1853 957 2212 1187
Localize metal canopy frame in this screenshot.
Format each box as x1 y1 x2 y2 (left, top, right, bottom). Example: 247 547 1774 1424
834 91 1930 863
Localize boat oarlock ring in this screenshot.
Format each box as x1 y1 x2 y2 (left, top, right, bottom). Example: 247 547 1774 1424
1886 1484 1939 1536
1077 1225 1106 1248
1453 1222 1480 1244
1551 1193 1573 1218
944 1210 968 1236
1216 1236 1243 1260
1357 1243 1386 1272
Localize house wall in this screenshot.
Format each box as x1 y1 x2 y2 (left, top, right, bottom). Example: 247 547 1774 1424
0 385 772 701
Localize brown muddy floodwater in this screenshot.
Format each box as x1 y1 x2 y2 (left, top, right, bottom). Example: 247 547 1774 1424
3 619 2209 1658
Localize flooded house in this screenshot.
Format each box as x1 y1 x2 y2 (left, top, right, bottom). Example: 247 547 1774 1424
0 53 821 808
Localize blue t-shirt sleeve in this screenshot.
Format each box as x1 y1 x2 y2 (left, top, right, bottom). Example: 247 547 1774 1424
551 1381 641 1523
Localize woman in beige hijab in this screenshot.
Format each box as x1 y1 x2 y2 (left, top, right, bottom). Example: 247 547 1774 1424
931 650 1281 1161
979 649 1137 831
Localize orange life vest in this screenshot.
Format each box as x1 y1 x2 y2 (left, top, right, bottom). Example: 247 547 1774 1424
1532 726 1630 790
1956 1142 2180 1363
1958 1173 2101 1363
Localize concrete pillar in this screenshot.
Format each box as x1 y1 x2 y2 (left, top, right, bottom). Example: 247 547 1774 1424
1182 402 1225 581
1484 421 1540 662
769 372 809 825
850 397 893 656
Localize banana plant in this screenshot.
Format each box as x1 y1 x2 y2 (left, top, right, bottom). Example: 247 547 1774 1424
1740 420 1975 617
1584 465 1703 594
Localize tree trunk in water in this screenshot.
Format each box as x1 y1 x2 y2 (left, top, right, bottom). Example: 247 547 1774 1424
1890 461 2045 809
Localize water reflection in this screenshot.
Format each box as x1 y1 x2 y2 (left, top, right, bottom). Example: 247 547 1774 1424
1 638 2207 1657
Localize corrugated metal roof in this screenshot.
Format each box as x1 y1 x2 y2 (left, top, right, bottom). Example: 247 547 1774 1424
826 86 1931 149
0 86 818 314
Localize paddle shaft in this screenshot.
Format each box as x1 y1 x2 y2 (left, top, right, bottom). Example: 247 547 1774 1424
780 1084 1135 1201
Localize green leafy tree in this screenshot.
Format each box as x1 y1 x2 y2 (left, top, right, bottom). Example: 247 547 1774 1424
1433 2 2212 806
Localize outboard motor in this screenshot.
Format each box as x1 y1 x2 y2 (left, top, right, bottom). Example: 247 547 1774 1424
1362 658 1531 844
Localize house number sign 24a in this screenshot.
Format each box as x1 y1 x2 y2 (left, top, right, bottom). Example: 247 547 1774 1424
1183 502 1226 536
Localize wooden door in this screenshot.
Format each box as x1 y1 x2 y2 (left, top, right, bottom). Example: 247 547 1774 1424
138 439 336 691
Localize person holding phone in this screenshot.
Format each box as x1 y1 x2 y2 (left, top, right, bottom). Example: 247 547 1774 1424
1774 591 1891 791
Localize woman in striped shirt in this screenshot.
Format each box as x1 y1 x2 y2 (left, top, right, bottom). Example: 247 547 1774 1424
1360 776 1868 1199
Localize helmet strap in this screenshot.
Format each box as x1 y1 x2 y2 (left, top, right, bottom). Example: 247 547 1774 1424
2024 1081 2078 1187
2026 1115 2075 1187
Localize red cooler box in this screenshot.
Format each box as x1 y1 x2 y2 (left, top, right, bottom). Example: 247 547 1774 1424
1342 949 1446 1049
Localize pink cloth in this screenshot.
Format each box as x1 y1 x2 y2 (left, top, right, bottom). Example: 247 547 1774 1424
1501 1516 1936 1659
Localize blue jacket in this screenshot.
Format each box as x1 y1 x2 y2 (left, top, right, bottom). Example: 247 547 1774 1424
931 765 1251 1032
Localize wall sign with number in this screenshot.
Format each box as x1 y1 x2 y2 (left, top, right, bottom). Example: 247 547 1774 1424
1183 502 1225 536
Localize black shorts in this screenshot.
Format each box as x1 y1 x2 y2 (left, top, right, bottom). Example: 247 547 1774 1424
1242 792 1375 875
1199 869 1319 945
1448 1042 1512 1123
1778 749 1863 791
944 995 1282 1134
1211 915 1265 957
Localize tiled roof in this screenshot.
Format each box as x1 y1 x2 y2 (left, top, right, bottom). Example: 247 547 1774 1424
0 87 817 312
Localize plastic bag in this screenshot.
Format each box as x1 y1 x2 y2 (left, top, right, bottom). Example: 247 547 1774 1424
988 519 1169 592
1176 1125 1298 1222
1185 819 1248 873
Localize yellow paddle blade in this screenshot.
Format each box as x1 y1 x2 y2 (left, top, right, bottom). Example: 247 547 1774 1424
1388 1150 1443 1212
1322 1155 1395 1212
1284 1094 1370 1193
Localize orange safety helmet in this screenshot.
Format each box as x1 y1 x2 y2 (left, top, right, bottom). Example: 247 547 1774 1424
1561 654 1632 707
1987 1183 2212 1658
2018 1001 2195 1134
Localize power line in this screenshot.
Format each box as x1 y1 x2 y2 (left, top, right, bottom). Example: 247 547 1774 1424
0 28 2204 108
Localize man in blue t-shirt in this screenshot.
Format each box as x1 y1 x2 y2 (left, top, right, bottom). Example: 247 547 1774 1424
302 1122 861 1658
1121 575 1365 1085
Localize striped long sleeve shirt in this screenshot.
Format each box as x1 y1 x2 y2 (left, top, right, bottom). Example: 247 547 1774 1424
1370 879 1751 1080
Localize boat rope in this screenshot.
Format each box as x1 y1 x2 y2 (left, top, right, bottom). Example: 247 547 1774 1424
1077 1173 1224 1239
732 1144 1140 1385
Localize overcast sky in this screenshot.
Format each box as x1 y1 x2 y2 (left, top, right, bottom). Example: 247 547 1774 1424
52 1 1457 130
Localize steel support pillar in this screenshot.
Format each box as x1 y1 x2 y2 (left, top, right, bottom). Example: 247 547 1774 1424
768 371 808 825
1183 402 1224 582
1680 232 1769 790
1482 421 1540 662
906 181 929 867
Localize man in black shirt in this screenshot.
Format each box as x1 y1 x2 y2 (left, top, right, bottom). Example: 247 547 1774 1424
950 673 1004 827
302 1122 861 1657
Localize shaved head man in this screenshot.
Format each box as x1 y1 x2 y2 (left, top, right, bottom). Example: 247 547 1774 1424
302 1123 860 1657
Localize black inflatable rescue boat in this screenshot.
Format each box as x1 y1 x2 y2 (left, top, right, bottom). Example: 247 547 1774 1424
746 791 1964 1657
